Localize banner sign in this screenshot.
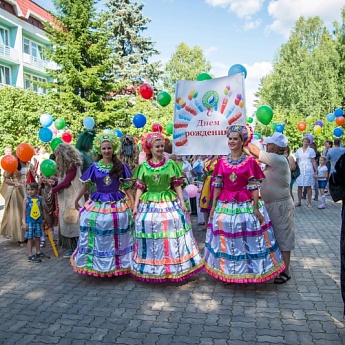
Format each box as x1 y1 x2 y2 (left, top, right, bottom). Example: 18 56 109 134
173 74 246 155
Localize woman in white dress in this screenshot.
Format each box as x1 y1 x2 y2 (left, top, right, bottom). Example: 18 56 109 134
295 136 317 208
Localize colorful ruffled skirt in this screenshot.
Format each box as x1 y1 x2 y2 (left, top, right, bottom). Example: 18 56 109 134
131 199 204 282
70 198 134 277
204 199 285 283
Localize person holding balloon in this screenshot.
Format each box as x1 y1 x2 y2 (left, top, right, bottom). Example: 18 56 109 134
51 143 84 258
131 132 203 282
71 132 134 277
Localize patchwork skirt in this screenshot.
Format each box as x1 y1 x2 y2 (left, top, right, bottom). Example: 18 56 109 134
204 199 285 283
70 198 134 277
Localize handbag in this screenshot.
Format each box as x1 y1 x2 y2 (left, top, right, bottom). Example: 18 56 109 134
291 162 300 180
62 208 79 224
329 172 345 202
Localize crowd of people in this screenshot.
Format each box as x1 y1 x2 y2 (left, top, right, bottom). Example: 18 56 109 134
0 129 344 290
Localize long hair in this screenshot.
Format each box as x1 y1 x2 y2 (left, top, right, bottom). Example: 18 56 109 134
94 141 123 178
54 143 82 177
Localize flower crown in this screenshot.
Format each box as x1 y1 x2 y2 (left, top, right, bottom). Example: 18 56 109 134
141 132 165 154
93 132 121 155
226 124 253 146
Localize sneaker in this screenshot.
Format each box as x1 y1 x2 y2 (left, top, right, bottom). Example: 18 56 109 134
28 254 41 263
317 204 326 209
301 196 307 200
40 241 45 248
63 251 73 258
313 198 318 201
36 251 50 259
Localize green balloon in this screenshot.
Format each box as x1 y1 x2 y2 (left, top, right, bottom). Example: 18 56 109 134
166 122 173 135
50 137 63 151
196 73 212 81
247 117 253 123
55 118 66 130
271 122 277 130
40 159 57 177
157 91 171 107
256 105 273 125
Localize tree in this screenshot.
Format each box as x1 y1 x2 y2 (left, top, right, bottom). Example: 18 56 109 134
334 7 345 105
164 43 211 89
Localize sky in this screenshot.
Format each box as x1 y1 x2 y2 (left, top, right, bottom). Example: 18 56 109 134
34 0 344 116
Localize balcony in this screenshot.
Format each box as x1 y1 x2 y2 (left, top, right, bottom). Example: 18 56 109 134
0 44 20 62
23 53 59 72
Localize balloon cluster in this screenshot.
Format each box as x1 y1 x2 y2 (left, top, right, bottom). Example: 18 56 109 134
234 93 244 108
327 108 344 137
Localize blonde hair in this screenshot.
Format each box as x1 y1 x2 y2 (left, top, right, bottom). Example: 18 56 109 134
54 143 82 177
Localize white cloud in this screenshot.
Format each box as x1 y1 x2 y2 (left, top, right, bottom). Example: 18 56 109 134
243 19 261 31
205 0 264 18
266 0 344 37
204 46 218 57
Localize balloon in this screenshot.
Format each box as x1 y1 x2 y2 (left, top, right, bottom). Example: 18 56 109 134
335 116 345 126
334 108 344 117
305 134 314 144
61 132 73 143
54 118 66 130
313 125 322 135
151 123 163 133
83 116 95 129
254 133 262 139
50 137 63 151
247 117 253 124
315 120 323 127
196 73 212 81
49 123 57 134
39 127 53 142
297 122 306 131
326 113 335 122
271 122 277 131
165 123 173 135
275 124 284 133
157 91 171 107
333 127 344 137
305 115 313 124
40 159 57 177
16 143 35 162
228 64 247 78
40 113 53 128
1 155 18 173
256 105 273 125
139 83 154 100
114 129 123 138
132 114 146 128
184 184 198 198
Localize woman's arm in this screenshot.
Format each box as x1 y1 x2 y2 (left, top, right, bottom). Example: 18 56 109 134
252 189 264 225
132 188 143 218
311 157 317 172
52 165 77 193
174 185 188 213
288 156 296 171
74 184 89 209
209 187 221 219
125 189 135 210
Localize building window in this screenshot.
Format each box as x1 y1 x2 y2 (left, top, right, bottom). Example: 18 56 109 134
24 73 47 94
0 65 11 85
23 38 30 54
0 27 9 46
23 38 46 60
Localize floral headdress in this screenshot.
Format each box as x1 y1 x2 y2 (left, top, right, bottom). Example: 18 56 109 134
226 124 253 146
141 132 165 154
93 131 121 155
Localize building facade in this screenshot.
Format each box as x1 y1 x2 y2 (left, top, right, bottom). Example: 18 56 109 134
0 0 57 94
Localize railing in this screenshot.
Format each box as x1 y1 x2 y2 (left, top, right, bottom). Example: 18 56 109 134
23 53 59 71
0 44 20 61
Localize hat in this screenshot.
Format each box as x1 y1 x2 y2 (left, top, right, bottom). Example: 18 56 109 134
263 132 288 148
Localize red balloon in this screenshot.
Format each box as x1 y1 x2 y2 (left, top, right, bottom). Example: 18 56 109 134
61 132 73 143
335 116 345 126
151 123 163 133
1 155 18 173
297 121 306 132
139 83 154 100
16 143 34 162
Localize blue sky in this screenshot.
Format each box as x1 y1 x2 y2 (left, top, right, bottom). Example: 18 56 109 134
34 0 344 116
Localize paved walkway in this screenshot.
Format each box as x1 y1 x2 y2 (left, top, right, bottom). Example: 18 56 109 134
0 192 344 345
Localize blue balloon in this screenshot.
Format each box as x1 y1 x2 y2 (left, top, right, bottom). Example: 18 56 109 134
39 127 53 143
114 129 123 138
275 124 284 133
326 113 335 122
334 108 344 118
334 127 344 137
133 114 146 128
83 116 95 129
228 64 247 78
40 113 53 128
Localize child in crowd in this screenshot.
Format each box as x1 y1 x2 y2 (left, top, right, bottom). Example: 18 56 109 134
314 156 329 209
22 182 49 263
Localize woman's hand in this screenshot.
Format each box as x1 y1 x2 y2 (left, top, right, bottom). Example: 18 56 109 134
209 206 215 220
254 209 264 225
132 207 138 218
74 200 81 210
181 204 189 213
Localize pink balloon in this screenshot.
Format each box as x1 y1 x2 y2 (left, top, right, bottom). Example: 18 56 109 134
184 184 198 198
49 123 57 134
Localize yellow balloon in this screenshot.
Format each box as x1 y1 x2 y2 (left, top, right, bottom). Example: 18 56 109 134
239 100 244 108
313 125 322 135
306 115 313 124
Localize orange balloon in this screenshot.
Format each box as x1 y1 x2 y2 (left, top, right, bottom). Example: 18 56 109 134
16 143 35 162
335 116 345 126
1 155 18 173
297 121 306 131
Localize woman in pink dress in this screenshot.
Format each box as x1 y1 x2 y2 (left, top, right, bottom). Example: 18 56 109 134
204 125 285 283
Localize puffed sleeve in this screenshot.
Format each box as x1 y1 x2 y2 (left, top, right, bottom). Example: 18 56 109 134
80 163 96 185
247 157 265 190
212 159 223 188
132 163 146 190
119 163 133 190
169 160 184 186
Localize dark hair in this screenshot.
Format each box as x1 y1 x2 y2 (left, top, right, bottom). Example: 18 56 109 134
334 138 341 146
95 153 123 179
27 182 39 190
324 140 333 148
49 153 56 161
